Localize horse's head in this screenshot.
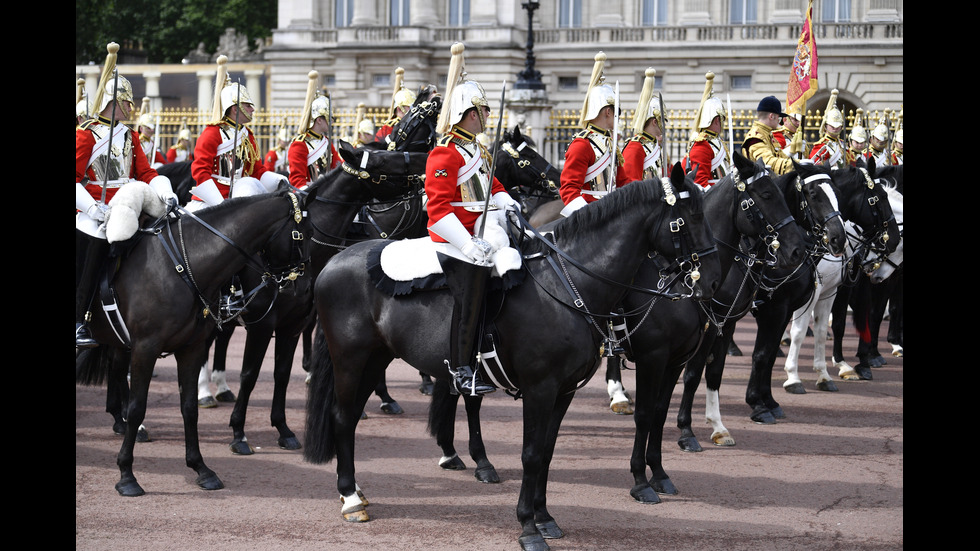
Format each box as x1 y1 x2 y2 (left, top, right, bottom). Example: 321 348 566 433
723 153 807 270
334 142 428 200
386 89 442 153
660 162 722 301
825 159 899 260
494 126 561 212
865 184 903 282
782 162 847 257
256 184 315 297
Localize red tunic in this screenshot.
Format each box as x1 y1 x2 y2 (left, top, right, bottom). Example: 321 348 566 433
559 129 629 206
76 121 159 204
687 139 717 189
425 132 506 242
263 149 283 173
287 135 341 190
166 146 192 164
191 123 268 200
621 134 662 184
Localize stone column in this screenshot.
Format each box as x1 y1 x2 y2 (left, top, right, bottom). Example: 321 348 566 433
678 0 711 26
143 71 162 112
411 1 438 25
470 0 498 26
351 0 379 26
246 69 264 108
197 70 214 111
593 0 624 27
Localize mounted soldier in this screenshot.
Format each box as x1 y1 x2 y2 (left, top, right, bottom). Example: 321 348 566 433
75 42 177 348
136 97 166 168
622 67 668 183
773 103 808 160
166 119 194 163
809 89 847 169
559 51 629 217
846 109 868 167
890 128 903 165
866 114 891 167
76 78 89 128
375 67 416 145
684 72 730 189
742 95 795 175
426 43 520 395
288 71 342 191
189 55 286 209
351 103 376 148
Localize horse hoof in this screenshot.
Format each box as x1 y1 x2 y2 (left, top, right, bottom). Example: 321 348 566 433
360 410 368 420
198 396 218 408
678 436 703 453
535 520 564 539
305 371 312 385
839 371 861 381
770 406 786 419
610 399 633 415
727 342 742 356
518 533 550 551
419 380 435 395
439 454 466 471
651 477 678 495
215 390 236 403
230 440 255 455
115 477 145 497
783 382 806 394
854 366 873 380
474 465 500 484
380 401 404 415
868 355 886 368
630 483 662 504
278 436 302 450
136 426 151 443
196 470 224 491
112 420 126 435
891 345 903 357
711 432 735 447
751 411 776 425
342 509 370 522
816 380 839 392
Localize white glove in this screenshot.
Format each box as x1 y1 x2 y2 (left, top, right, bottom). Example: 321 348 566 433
797 158 814 165
86 202 110 222
149 175 178 207
459 237 493 265
492 191 519 212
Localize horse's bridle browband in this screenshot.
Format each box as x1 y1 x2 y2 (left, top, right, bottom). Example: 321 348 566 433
798 173 843 256
501 141 559 197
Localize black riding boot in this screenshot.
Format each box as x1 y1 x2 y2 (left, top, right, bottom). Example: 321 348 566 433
76 230 110 349
438 253 495 396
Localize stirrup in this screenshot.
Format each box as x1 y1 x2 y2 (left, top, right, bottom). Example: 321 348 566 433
219 285 245 319
446 361 495 396
76 323 98 349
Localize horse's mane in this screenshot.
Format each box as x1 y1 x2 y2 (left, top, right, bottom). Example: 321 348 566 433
523 179 664 256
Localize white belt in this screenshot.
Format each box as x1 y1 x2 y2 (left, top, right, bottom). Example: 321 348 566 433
581 190 608 197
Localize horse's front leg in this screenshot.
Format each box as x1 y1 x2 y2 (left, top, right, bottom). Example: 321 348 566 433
745 304 789 423
228 325 274 455
271 332 302 450
629 355 661 503
530 390 575 541
676 333 717 452
703 327 736 445
175 343 224 491
516 386 560 551
783 299 815 394
810 294 839 391
115 346 153 497
462 391 499 483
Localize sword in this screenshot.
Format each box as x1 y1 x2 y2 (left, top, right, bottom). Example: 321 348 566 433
152 113 161 164
478 80 507 239
100 68 120 205
657 91 668 179
228 80 242 197
726 93 734 170
608 81 620 192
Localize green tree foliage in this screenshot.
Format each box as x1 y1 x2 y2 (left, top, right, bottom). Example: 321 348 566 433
76 0 276 65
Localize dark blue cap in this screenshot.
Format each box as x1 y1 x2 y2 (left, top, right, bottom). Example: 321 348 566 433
757 96 788 118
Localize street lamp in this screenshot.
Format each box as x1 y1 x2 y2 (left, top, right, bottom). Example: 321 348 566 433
514 1 545 90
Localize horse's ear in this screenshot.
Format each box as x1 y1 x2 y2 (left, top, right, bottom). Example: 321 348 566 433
670 161 685 186
512 125 522 140
338 141 358 165
866 154 876 175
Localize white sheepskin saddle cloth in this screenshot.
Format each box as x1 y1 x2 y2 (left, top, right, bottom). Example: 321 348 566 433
371 216 522 296
104 182 169 243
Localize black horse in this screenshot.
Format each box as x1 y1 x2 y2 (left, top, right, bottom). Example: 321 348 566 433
203 145 430 455
304 168 719 550
75 184 314 496
623 155 816 502
156 160 195 205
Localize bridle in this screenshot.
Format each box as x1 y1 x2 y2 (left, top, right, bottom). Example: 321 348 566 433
499 140 560 202
794 173 844 257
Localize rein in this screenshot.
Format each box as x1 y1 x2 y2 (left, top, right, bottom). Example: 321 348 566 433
147 193 307 329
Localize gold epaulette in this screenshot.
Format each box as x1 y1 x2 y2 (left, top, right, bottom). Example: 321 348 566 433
383 117 401 128
436 135 453 148
627 135 644 143
573 129 593 140
78 118 99 130
691 131 713 143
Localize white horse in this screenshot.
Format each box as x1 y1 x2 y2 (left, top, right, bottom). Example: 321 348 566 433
782 183 903 390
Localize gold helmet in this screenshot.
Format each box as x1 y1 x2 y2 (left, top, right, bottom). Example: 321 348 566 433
579 52 616 127
693 72 725 132
297 71 329 132
92 42 135 114
819 89 844 138
178 118 191 141
76 78 89 120
137 97 155 130
632 67 666 135
357 117 376 136
277 118 290 142
871 114 890 143
437 43 489 134
209 56 255 123
388 67 417 119
849 125 867 144
893 128 903 146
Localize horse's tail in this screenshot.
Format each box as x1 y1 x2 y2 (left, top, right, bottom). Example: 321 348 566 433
75 347 111 386
303 322 337 464
426 379 458 440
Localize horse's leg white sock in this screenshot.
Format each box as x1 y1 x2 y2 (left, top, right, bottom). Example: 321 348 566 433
197 363 212 399
211 369 232 394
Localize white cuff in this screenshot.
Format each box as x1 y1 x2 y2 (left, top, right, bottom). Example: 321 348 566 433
190 179 224 205
76 182 97 213
428 213 473 250
559 196 589 217
260 171 287 192
148 175 176 200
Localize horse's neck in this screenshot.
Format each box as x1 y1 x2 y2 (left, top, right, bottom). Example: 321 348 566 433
703 182 742 277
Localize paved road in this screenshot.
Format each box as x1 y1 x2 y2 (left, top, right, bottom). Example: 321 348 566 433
76 316 903 550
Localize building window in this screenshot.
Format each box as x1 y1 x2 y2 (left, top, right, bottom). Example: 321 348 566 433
323 75 336 87
373 74 391 88
558 76 578 91
449 0 470 26
390 0 410 26
730 75 752 90
730 0 757 24
335 0 353 27
558 0 581 28
821 0 851 23
641 0 667 26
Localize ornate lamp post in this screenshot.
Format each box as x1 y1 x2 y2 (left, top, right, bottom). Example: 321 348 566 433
514 1 545 91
